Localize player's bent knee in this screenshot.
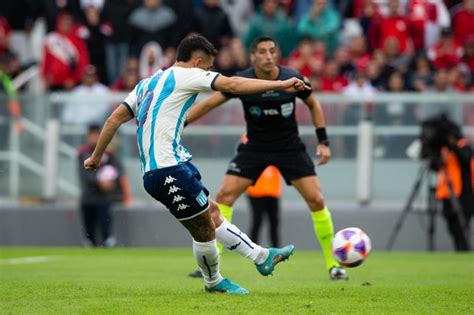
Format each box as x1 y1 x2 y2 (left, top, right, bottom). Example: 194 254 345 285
216 189 237 205
192 224 216 242
308 194 325 212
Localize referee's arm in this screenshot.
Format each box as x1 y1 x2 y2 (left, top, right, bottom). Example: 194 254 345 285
186 92 229 125
302 95 331 165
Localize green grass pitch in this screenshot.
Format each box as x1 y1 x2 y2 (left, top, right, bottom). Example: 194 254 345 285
1 247 473 314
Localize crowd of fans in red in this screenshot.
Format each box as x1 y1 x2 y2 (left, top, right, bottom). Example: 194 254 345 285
0 0 473 95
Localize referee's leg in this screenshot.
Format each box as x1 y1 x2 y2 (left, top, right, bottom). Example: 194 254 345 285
291 176 340 270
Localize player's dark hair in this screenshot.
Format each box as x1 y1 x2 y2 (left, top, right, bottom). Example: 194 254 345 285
88 124 101 134
176 35 218 62
250 36 277 53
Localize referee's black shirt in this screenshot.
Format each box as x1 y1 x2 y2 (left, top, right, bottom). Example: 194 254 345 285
222 66 312 152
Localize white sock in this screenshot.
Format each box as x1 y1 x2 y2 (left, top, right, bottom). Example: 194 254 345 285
193 239 223 288
215 219 269 265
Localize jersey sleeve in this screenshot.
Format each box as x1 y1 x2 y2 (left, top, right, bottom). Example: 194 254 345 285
296 74 312 100
187 68 221 92
122 86 138 117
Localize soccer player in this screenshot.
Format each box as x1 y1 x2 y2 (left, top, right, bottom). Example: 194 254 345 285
84 35 307 294
186 36 348 280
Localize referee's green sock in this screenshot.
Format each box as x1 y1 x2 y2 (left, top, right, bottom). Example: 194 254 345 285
216 203 234 254
311 207 340 270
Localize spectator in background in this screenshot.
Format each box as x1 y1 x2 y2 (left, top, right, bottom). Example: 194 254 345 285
379 71 415 158
138 41 164 79
164 0 194 45
0 54 22 149
244 0 295 58
321 59 348 92
80 3 112 84
192 0 234 50
383 37 411 73
408 0 450 51
419 68 460 120
110 57 139 91
78 125 129 248
343 70 378 98
293 0 313 22
462 37 474 82
102 0 139 85
0 16 11 54
452 0 474 45
297 0 341 56
377 0 412 54
359 0 383 51
62 65 109 127
348 35 372 72
448 65 471 91
41 12 90 90
0 0 41 66
342 71 377 156
128 0 177 57
221 0 254 37
408 53 433 91
428 29 463 70
247 165 283 248
371 49 396 88
214 46 239 76
41 0 82 32
229 38 249 70
309 73 323 91
288 37 325 78
365 60 386 90
431 68 453 92
333 46 356 76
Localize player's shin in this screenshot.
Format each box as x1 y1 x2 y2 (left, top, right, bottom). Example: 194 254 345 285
311 207 340 270
192 239 223 287
216 203 234 254
215 219 268 264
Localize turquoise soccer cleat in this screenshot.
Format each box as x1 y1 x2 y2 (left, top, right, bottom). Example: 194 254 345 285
256 244 295 276
205 278 249 295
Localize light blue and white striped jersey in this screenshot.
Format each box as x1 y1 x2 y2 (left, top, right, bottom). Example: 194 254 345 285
123 66 220 174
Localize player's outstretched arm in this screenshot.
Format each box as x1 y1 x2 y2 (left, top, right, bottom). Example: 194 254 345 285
186 92 228 125
84 104 133 170
213 75 309 95
303 95 331 165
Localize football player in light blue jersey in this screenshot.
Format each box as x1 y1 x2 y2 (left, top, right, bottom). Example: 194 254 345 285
84 35 309 295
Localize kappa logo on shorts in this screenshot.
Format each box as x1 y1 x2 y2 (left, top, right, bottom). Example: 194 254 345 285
168 185 181 194
177 203 190 211
196 190 207 207
164 176 176 185
172 195 186 203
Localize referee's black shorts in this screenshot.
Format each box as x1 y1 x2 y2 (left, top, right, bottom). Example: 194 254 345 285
226 147 316 185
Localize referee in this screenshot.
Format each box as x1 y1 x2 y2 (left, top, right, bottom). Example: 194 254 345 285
187 36 347 280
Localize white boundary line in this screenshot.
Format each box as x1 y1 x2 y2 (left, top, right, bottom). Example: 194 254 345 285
0 256 62 265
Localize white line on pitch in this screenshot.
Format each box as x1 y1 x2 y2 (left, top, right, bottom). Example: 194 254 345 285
0 256 62 265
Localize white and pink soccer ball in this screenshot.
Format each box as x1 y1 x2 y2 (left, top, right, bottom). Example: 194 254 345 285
332 227 372 268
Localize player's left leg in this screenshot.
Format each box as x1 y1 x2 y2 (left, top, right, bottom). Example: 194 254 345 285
210 199 295 276
291 176 348 280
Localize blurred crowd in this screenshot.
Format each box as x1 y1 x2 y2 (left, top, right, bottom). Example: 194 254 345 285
0 0 473 95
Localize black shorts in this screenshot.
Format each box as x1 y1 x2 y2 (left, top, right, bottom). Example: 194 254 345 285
226 146 316 185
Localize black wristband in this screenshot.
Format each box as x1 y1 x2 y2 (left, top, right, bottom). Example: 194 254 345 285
316 128 329 146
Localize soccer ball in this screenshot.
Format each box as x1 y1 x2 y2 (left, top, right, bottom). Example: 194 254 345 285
332 227 371 267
